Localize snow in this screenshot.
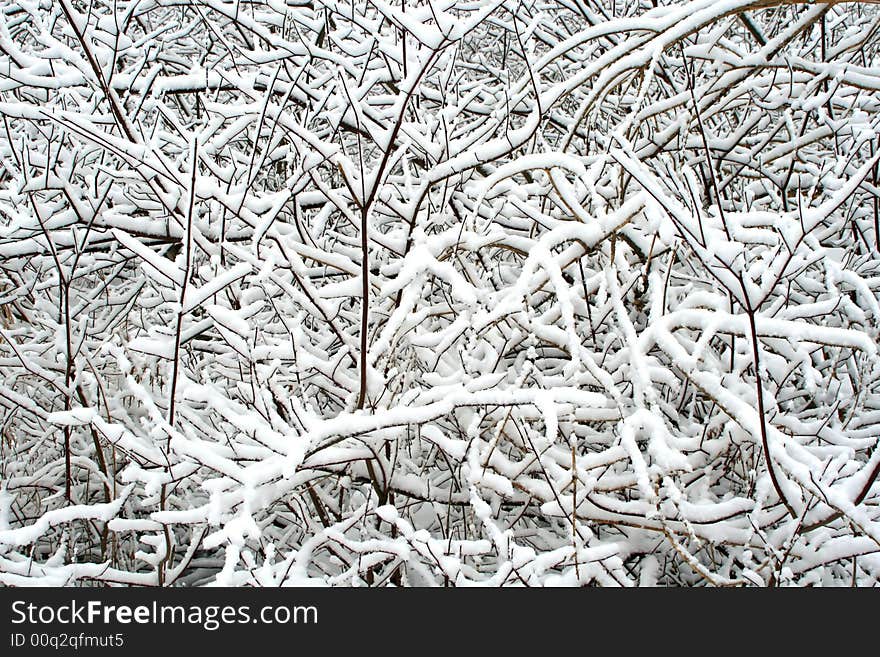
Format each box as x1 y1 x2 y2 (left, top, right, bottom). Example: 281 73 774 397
47 407 98 426
1 0 879 588
0 486 133 547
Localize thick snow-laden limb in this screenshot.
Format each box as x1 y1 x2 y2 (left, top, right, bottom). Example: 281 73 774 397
2 0 880 587
0 486 133 547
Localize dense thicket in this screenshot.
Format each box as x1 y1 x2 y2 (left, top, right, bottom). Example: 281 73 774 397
1 0 880 586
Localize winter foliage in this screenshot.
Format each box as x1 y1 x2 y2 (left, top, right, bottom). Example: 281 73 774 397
1 0 880 586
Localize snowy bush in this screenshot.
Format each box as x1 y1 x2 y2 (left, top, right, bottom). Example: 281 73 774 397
1 0 880 586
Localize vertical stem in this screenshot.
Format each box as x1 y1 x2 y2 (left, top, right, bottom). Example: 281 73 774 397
682 46 731 242
357 205 369 410
160 138 198 586
873 136 879 252
746 310 795 518
28 195 72 503
571 438 580 582
63 283 72 503
167 140 198 442
353 48 441 410
821 15 833 120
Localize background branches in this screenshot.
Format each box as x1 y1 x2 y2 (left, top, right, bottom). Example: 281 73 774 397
1 0 880 586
